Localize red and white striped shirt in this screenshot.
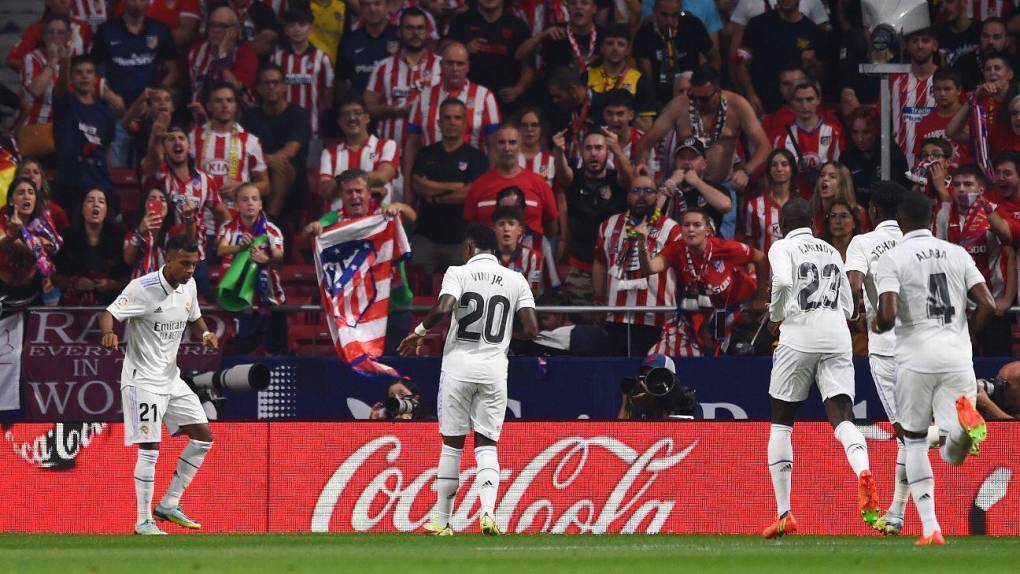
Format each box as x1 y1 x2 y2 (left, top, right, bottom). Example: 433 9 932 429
271 45 334 137
188 122 266 230
519 151 556 187
319 135 400 179
71 0 108 34
513 0 568 69
366 50 442 147
21 50 57 126
498 244 543 295
595 213 680 326
772 119 844 173
964 0 1015 19
218 214 286 305
153 165 222 259
890 72 936 167
408 80 501 149
744 193 785 254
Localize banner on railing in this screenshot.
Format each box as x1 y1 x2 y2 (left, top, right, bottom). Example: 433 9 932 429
0 421 1016 535
18 309 227 420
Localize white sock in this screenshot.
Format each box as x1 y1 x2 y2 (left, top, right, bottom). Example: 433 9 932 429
905 437 940 537
889 439 909 518
435 445 462 526
134 449 159 525
940 427 969 466
160 440 212 509
834 421 870 477
767 424 794 517
474 445 500 516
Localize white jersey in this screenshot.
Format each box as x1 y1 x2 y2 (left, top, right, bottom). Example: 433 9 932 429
768 228 854 353
439 253 535 385
844 220 902 357
107 268 201 393
875 229 986 374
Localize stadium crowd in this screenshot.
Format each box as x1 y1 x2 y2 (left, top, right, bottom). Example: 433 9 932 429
1 0 1019 358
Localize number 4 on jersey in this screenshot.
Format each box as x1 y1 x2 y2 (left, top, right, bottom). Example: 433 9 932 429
927 272 955 324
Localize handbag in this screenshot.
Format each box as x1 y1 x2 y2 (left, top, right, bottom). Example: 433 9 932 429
16 122 55 158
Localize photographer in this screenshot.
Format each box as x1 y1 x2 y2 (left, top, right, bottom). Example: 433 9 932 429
617 354 699 420
370 377 425 420
977 362 1020 420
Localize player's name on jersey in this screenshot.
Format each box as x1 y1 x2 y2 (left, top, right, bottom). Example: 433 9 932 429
471 271 504 286
914 248 947 261
869 240 897 259
797 242 835 255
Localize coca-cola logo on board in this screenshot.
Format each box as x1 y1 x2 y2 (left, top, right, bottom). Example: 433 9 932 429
311 435 696 534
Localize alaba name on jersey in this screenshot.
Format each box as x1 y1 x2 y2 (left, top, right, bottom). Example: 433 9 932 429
768 228 855 354
844 220 903 357
107 268 201 392
875 229 986 373
439 253 535 386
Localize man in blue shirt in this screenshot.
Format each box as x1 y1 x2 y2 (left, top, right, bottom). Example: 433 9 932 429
91 0 177 167
52 55 118 217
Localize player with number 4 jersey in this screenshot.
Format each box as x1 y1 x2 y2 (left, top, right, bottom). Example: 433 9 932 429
874 190 996 546
398 223 538 537
99 236 220 536
762 198 880 539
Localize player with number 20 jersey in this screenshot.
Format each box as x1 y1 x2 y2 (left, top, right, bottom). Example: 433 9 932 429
398 223 538 537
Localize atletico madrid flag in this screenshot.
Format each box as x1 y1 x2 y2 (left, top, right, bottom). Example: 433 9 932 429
314 214 410 378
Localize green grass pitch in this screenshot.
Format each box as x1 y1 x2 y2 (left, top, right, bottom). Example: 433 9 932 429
2 534 1020 574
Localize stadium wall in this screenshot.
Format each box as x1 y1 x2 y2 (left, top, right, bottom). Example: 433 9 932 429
1 421 1017 535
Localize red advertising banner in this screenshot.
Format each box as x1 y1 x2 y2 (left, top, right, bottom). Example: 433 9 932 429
19 309 227 421
1 422 1017 535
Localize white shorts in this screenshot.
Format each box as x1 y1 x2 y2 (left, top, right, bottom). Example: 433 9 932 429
769 345 855 403
121 379 208 446
895 368 976 435
437 372 507 442
869 354 899 424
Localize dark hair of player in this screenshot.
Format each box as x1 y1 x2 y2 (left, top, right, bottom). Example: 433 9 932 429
496 186 525 208
952 163 988 186
464 222 498 253
920 137 953 160
780 198 813 235
603 89 635 110
932 67 962 87
992 150 1020 171
491 206 524 225
869 181 905 223
548 67 584 91
690 65 719 88
897 189 935 232
166 234 199 254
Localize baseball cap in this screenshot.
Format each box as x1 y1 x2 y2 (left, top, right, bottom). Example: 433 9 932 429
642 353 676 374
674 137 706 157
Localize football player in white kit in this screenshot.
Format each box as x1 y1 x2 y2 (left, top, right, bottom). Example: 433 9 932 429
844 182 912 536
398 223 538 536
762 198 880 539
100 236 220 535
874 190 995 546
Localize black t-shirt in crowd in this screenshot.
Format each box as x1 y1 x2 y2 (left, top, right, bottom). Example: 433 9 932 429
412 141 489 244
937 21 981 67
448 10 531 93
54 224 129 305
543 26 605 73
632 16 712 105
743 11 827 114
241 103 311 199
339 24 398 96
52 93 117 193
675 183 725 234
563 169 626 265
239 0 283 42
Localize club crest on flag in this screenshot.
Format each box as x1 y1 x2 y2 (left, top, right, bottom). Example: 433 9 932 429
319 239 378 323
